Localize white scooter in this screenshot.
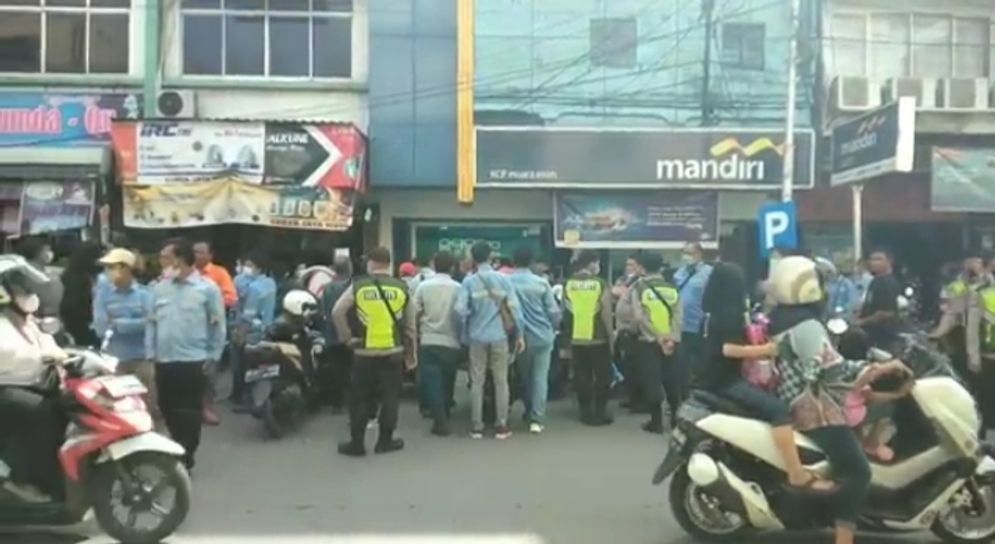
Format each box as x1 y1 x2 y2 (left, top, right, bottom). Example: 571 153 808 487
652 330 995 543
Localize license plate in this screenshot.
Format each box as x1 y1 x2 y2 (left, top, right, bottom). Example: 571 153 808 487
245 365 279 383
97 375 147 398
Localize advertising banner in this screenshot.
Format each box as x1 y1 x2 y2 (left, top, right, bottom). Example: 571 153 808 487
412 223 547 262
122 179 354 232
830 97 916 186
554 191 719 249
477 127 815 190
111 121 366 190
931 147 995 212
0 93 141 147
19 181 95 235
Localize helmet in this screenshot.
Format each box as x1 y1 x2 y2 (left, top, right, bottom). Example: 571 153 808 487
0 254 49 313
282 289 318 317
813 256 837 279
768 256 823 305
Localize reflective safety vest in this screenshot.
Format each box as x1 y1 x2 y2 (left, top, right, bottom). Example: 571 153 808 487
638 277 679 336
350 275 409 350
946 280 968 299
564 274 608 343
979 286 995 353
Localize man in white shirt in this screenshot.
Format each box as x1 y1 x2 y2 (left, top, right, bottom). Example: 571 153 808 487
413 251 461 436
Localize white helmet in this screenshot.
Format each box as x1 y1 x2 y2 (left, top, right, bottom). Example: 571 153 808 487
768 256 824 305
0 254 49 312
282 289 318 317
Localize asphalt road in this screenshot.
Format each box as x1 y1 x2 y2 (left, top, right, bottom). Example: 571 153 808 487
4 388 947 544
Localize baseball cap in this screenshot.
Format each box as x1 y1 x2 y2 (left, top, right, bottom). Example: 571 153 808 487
98 248 137 268
399 262 417 277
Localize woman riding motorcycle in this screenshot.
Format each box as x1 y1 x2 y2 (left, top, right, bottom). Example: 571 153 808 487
0 254 69 502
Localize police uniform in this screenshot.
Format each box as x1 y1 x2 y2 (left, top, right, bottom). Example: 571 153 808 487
628 274 682 431
563 271 615 424
963 278 995 434
332 273 416 454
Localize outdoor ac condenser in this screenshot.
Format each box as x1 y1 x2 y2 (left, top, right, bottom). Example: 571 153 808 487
937 78 991 110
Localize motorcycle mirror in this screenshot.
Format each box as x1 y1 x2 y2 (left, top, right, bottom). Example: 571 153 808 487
905 287 915 297
38 317 62 335
826 318 848 335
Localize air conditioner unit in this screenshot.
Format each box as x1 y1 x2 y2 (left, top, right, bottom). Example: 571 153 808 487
829 76 881 112
154 90 196 119
882 77 937 109
937 78 991 110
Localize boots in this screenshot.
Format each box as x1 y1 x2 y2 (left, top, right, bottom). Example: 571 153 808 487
642 403 664 434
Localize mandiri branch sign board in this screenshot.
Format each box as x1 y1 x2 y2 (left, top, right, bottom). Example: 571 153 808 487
476 126 816 190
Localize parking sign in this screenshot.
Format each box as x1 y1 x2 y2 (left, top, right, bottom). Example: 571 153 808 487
757 201 798 259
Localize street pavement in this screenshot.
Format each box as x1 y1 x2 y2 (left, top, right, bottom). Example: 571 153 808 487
4 386 947 544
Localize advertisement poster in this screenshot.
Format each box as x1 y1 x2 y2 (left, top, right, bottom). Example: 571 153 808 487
112 121 367 190
0 93 140 147
122 179 353 232
19 181 95 235
554 191 719 249
931 147 995 212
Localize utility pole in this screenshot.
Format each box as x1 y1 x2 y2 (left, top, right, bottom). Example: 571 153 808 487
781 0 800 202
701 0 715 126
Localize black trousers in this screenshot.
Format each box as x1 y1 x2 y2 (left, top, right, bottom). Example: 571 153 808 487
804 425 872 529
634 341 682 424
0 386 63 495
326 345 353 409
974 360 995 434
156 363 206 468
616 333 643 406
348 354 403 443
572 344 613 417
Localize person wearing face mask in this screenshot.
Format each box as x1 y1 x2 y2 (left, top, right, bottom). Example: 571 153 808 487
230 251 277 410
671 242 713 401
14 237 63 320
0 254 69 503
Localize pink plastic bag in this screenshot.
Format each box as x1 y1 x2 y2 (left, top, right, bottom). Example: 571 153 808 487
742 321 778 391
844 387 870 427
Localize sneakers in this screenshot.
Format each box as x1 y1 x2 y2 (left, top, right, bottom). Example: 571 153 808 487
470 430 484 440
529 422 544 434
375 438 405 455
2 482 52 504
338 441 367 457
495 426 512 440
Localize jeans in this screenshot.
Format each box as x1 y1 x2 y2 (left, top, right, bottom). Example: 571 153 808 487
156 362 206 469
719 379 792 426
470 342 510 431
230 344 247 402
634 341 682 426
804 425 872 529
348 354 404 444
679 332 701 398
573 343 613 418
519 338 554 424
419 345 461 426
0 386 63 496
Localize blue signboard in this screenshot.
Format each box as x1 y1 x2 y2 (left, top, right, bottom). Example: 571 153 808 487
757 201 798 259
830 97 916 186
0 92 141 147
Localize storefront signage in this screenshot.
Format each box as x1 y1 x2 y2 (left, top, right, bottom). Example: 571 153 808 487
412 223 547 262
111 121 366 190
19 181 95 235
554 191 718 249
830 97 916 186
0 93 141 147
477 127 815 190
931 147 995 213
122 179 354 232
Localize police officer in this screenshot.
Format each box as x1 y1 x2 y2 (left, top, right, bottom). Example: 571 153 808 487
628 252 682 434
332 247 417 457
563 250 615 426
932 254 990 379
614 254 646 412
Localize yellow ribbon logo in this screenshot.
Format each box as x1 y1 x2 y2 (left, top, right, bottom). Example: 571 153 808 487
709 137 785 158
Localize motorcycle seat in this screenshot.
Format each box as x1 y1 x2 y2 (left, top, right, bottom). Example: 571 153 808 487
689 390 756 419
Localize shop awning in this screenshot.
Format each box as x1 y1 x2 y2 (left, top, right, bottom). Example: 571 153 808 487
0 147 110 180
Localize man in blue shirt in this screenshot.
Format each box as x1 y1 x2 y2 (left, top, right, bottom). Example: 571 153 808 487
148 239 226 469
230 250 277 409
454 242 525 440
672 242 712 403
508 247 561 434
93 248 161 431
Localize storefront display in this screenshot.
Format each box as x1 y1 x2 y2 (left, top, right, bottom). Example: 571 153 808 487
411 223 547 262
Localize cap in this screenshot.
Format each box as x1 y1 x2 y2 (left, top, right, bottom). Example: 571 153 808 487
98 248 137 268
399 262 417 277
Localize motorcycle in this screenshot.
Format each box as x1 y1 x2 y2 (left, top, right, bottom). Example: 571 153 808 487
652 329 995 543
243 307 326 439
0 328 191 544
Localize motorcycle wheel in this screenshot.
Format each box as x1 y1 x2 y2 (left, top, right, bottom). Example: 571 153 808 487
669 468 749 542
90 452 191 544
932 479 995 544
261 399 284 440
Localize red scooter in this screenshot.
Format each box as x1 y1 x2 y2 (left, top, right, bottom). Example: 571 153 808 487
0 346 191 543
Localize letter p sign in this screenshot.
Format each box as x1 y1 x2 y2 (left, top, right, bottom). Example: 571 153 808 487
757 201 798 259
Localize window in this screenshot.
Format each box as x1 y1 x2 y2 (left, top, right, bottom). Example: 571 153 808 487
828 12 992 80
0 0 130 74
589 17 637 69
181 0 353 79
720 22 765 70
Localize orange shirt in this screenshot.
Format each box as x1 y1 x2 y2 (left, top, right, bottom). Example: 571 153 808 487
199 262 238 308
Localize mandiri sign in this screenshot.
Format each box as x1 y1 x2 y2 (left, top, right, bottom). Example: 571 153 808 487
476 126 815 190
830 97 916 186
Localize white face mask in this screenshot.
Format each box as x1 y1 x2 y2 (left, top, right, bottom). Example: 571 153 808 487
14 293 40 314
40 250 54 265
244 265 258 277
